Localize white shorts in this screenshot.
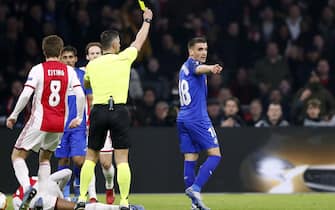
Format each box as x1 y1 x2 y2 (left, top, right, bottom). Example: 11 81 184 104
15 126 62 152
100 131 113 153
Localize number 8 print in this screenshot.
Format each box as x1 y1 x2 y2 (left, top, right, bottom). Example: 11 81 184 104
49 80 61 107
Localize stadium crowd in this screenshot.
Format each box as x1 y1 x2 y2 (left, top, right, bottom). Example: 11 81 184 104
1 0 335 127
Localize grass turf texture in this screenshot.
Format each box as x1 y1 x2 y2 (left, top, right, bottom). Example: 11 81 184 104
5 193 334 210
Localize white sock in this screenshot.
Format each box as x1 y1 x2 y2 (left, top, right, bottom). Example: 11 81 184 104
38 161 50 193
49 168 72 190
13 158 30 192
88 174 97 199
85 203 120 210
102 165 115 189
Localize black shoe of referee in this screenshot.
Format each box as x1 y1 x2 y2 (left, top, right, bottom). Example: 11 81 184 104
19 187 37 210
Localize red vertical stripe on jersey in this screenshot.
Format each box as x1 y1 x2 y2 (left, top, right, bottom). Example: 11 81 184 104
41 61 68 132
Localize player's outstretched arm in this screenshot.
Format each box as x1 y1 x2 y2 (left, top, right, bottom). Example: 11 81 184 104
6 86 34 129
195 64 223 75
130 8 153 51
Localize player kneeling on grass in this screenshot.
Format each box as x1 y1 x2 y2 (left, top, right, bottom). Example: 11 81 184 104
13 169 145 210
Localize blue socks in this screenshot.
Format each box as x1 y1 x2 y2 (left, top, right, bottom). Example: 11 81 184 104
184 160 197 188
58 165 70 198
192 156 221 192
73 165 81 197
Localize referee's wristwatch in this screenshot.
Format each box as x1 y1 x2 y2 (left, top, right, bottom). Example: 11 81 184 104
144 18 152 23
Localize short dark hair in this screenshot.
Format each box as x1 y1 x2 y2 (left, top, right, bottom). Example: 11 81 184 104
100 30 119 50
307 98 321 108
268 101 281 108
224 96 240 107
187 37 207 49
42 35 64 58
85 42 102 55
61 45 77 56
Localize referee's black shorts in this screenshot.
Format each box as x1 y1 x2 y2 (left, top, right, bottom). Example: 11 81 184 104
88 104 130 151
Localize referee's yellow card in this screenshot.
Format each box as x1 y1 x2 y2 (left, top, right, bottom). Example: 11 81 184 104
138 0 146 11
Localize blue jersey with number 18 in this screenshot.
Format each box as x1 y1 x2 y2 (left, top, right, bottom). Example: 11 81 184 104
177 58 210 122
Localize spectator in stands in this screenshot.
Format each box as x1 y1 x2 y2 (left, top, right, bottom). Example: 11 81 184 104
217 88 232 107
220 97 245 127
151 101 172 126
255 102 289 127
317 6 335 51
296 45 321 88
230 67 258 105
286 4 303 41
285 44 303 91
3 0 335 127
207 98 222 126
141 57 170 100
291 71 335 124
272 24 291 56
245 99 263 126
303 98 335 127
217 21 242 76
316 59 335 94
134 88 156 126
208 74 223 98
266 89 290 120
156 33 181 80
260 6 276 43
252 41 291 96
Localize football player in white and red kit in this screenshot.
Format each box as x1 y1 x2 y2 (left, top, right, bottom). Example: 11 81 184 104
12 169 145 210
6 35 85 209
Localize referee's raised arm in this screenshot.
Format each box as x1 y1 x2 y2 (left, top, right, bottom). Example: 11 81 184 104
130 8 153 51
76 7 154 210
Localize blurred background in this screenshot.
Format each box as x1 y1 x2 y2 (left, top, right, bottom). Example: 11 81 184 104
1 0 335 128
2 0 335 194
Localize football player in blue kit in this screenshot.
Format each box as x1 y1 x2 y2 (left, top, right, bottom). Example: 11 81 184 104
177 37 223 210
55 46 94 201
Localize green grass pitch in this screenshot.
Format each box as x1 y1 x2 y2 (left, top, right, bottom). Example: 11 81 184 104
5 193 335 210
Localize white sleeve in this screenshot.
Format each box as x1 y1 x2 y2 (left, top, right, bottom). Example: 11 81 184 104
8 86 34 120
68 67 85 121
73 86 85 121
24 65 40 89
68 67 81 88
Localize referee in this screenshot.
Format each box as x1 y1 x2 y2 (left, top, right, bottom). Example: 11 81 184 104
76 8 153 210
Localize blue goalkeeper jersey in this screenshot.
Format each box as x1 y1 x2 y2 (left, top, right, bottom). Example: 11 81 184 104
64 67 91 131
177 57 210 122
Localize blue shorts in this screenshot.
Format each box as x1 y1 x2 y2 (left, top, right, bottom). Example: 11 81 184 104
177 120 220 153
55 129 87 158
